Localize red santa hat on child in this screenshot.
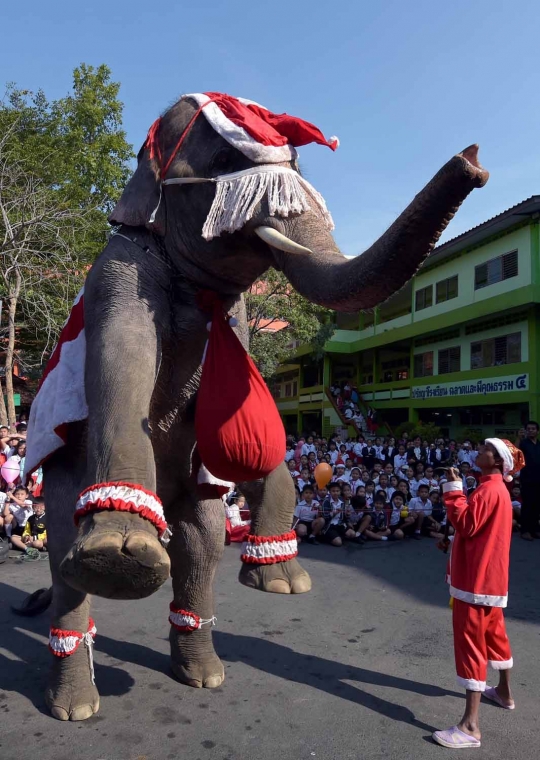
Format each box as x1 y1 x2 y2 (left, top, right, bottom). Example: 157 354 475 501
183 92 339 164
485 438 525 482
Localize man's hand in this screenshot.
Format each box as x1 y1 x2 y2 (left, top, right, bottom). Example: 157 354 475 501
447 467 461 483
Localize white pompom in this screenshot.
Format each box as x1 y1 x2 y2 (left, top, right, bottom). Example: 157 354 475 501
229 317 238 327
329 135 340 149
206 321 212 332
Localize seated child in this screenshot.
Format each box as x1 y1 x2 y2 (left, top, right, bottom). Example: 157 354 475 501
345 495 371 541
293 485 324 544
22 497 47 550
364 495 391 541
320 483 344 547
297 467 313 493
225 494 251 528
349 467 364 494
3 486 34 551
287 459 300 481
388 491 415 539
426 489 453 540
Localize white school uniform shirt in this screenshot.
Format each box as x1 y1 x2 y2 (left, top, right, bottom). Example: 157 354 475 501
419 477 438 491
457 449 475 466
284 449 296 462
328 497 344 525
302 443 317 456
408 496 432 516
225 503 250 527
374 445 384 461
7 499 34 527
409 479 421 498
349 478 365 493
288 469 300 479
353 442 364 457
294 499 320 522
394 453 408 473
297 478 312 492
389 504 402 526
329 450 339 464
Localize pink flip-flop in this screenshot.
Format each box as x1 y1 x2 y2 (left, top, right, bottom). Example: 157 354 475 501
432 726 481 748
483 686 515 710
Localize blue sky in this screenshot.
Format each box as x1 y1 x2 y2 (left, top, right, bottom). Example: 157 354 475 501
2 0 539 254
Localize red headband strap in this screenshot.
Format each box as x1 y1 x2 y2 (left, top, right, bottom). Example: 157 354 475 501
144 100 213 180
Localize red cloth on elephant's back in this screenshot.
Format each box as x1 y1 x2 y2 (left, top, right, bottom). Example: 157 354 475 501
195 299 285 482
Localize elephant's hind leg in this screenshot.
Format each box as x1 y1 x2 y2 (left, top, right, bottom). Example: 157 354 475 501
168 495 225 689
238 463 312 594
44 444 99 721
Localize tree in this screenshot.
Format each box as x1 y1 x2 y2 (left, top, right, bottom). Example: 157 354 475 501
245 268 334 378
0 65 133 423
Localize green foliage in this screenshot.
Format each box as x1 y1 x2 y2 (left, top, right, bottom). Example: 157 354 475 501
460 428 484 445
245 268 334 378
0 64 134 378
394 420 442 441
2 64 134 268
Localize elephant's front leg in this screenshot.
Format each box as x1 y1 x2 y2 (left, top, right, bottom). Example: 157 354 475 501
168 496 225 688
60 256 171 599
238 463 311 594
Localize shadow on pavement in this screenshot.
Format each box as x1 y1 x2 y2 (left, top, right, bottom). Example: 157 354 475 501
0 583 135 715
0 579 456 734
295 535 540 623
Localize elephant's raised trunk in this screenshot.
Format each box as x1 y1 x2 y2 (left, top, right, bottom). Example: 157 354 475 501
268 145 488 312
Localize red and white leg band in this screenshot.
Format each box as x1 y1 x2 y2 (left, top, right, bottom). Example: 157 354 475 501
49 619 97 683
74 481 172 545
169 603 216 632
240 530 298 565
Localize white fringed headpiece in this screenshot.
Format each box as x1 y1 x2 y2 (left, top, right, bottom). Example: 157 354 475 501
162 165 334 241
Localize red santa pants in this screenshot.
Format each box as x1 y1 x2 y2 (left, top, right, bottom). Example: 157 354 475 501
453 598 513 691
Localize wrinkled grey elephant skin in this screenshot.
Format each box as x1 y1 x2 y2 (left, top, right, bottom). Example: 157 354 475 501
37 94 488 720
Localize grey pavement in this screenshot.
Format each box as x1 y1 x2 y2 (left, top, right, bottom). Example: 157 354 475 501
1 536 539 760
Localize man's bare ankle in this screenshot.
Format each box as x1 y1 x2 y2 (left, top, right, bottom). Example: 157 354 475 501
458 721 481 739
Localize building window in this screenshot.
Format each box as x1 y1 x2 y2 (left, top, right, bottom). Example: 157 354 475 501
415 285 433 311
474 250 518 290
414 351 434 377
436 275 458 304
470 332 521 369
438 346 461 374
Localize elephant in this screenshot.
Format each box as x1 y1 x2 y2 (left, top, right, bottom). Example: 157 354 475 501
24 91 488 722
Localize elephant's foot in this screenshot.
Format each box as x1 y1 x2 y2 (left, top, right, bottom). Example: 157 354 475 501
239 558 312 594
45 646 100 721
60 511 170 599
169 627 225 689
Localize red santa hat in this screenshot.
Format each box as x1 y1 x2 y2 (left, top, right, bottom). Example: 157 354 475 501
485 438 525 482
183 92 339 164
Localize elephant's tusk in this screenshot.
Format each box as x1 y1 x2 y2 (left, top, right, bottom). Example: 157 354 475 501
254 226 312 255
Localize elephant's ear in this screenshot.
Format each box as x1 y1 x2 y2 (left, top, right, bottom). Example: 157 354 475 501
108 145 166 234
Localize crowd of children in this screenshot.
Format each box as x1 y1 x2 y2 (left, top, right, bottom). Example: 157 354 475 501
285 431 523 548
0 418 47 562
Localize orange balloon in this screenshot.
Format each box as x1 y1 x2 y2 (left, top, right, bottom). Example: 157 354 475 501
314 462 333 489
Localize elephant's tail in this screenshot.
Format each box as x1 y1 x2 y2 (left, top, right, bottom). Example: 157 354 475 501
11 587 53 616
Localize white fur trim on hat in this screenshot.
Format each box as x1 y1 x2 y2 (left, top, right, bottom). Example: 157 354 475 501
485 438 514 481
183 93 297 164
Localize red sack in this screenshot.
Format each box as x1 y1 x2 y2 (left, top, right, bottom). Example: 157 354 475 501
195 298 285 482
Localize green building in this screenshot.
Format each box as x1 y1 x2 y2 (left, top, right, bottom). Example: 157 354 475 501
273 196 540 440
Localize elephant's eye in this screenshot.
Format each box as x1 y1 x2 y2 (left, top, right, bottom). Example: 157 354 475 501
211 149 234 174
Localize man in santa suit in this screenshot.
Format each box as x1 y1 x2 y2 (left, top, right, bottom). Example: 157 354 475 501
432 438 524 750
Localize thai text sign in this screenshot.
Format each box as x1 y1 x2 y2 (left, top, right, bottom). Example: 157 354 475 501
411 374 528 401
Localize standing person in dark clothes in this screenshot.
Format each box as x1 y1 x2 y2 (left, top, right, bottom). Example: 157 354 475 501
516 421 540 540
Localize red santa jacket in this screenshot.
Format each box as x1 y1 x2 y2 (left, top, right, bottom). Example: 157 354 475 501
442 474 512 608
